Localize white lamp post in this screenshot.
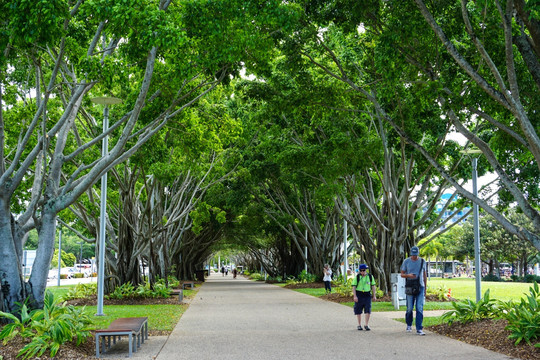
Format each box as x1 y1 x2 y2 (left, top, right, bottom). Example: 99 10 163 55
343 202 348 278
57 224 62 287
461 148 482 302
91 96 122 316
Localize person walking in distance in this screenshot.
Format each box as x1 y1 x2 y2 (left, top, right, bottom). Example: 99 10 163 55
401 246 428 336
323 264 333 294
352 264 376 331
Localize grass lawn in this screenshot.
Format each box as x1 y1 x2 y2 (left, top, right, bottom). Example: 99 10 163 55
394 316 445 327
291 278 538 311
427 278 534 301
81 304 187 331
45 284 193 332
46 285 73 300
292 288 455 311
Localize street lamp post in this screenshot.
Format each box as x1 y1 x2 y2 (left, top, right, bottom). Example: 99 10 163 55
91 96 122 316
461 148 482 302
79 242 83 273
343 202 348 278
57 224 62 287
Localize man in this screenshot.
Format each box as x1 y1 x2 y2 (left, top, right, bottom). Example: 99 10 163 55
400 246 428 336
352 264 377 331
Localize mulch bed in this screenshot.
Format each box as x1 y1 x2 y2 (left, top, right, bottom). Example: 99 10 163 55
429 319 540 360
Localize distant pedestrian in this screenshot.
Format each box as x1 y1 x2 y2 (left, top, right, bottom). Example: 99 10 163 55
352 264 376 331
323 264 333 294
401 246 427 336
225 267 229 276
221 266 225 276
233 268 238 279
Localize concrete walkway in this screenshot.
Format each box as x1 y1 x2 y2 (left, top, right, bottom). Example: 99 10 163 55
151 273 515 360
97 272 515 359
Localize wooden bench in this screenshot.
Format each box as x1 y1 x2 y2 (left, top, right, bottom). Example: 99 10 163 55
95 317 148 358
170 288 183 302
181 281 195 290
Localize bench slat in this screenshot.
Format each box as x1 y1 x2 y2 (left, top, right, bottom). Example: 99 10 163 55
96 317 148 358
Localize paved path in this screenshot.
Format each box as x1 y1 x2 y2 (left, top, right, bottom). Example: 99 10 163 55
146 273 515 360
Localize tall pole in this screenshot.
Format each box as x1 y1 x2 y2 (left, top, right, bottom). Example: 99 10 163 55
304 229 308 272
57 225 62 287
472 157 482 302
96 104 109 316
79 242 83 272
343 203 348 278
92 96 122 316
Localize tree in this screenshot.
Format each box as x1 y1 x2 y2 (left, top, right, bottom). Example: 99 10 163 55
0 0 301 312
280 0 540 253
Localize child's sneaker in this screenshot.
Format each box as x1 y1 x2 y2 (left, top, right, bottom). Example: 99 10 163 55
417 330 426 336
406 326 412 332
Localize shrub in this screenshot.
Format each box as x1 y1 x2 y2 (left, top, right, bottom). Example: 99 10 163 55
248 272 263 281
298 270 317 283
167 276 180 289
482 274 501 282
334 277 353 297
511 275 523 282
62 283 97 301
0 291 92 359
107 282 136 299
501 282 540 347
285 277 298 286
72 273 84 279
524 274 540 283
441 289 498 325
428 284 453 301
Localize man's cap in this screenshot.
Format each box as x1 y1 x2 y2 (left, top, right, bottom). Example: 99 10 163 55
410 246 420 256
359 264 368 270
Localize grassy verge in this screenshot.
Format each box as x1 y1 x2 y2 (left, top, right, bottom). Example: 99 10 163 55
292 287 455 311
427 278 533 301
82 304 187 331
46 285 73 300
393 316 445 327
46 284 196 332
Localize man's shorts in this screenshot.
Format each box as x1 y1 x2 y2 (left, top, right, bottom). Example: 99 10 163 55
354 292 372 314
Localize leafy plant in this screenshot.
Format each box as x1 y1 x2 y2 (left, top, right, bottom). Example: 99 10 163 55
502 282 540 346
297 270 317 283
248 272 263 281
334 277 353 296
428 284 453 301
0 303 33 344
0 291 92 359
107 282 136 299
62 283 97 301
441 289 498 325
285 276 298 286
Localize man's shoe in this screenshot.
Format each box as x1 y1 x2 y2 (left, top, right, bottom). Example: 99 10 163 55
357 326 363 331
417 330 426 336
364 325 371 331
406 326 412 332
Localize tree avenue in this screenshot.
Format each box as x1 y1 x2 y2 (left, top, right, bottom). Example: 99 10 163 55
1 0 540 316
0 0 300 313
